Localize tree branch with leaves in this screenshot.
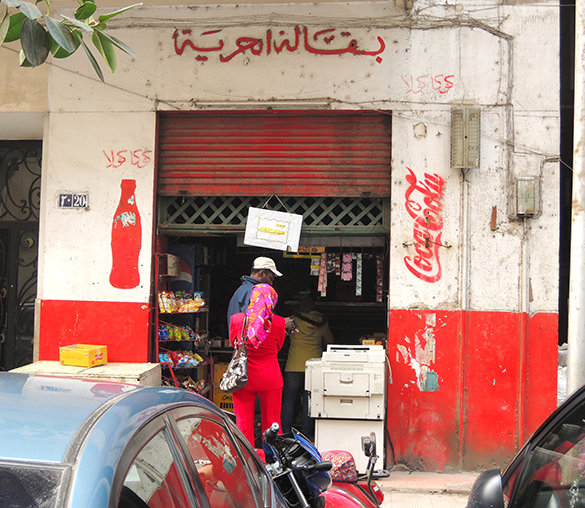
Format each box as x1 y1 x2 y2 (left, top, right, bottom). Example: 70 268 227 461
0 0 140 81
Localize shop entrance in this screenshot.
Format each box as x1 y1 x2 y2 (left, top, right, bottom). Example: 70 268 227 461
155 109 392 399
156 232 389 404
158 234 388 345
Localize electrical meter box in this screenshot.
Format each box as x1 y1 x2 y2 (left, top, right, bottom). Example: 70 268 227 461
305 345 386 420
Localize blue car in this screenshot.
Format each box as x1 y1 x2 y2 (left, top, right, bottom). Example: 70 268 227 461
0 372 288 508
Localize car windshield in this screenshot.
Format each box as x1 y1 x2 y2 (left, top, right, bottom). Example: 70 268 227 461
0 462 66 508
508 398 585 508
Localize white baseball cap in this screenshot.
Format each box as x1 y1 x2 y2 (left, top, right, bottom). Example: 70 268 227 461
252 257 283 277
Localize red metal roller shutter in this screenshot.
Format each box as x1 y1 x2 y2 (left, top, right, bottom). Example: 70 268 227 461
157 110 391 197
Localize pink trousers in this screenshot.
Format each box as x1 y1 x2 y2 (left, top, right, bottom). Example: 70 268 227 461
232 385 282 446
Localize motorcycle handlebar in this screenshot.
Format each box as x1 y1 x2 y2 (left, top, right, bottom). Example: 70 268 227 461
300 460 333 472
264 423 297 447
264 422 280 445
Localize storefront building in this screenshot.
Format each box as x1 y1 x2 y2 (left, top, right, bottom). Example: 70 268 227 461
0 0 560 471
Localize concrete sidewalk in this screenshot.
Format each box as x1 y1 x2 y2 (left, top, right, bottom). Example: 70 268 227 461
376 470 479 494
375 470 480 508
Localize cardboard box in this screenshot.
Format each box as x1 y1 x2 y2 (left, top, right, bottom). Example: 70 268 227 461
59 344 108 368
213 363 233 411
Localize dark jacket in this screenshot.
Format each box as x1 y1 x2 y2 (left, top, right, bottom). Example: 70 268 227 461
227 275 263 325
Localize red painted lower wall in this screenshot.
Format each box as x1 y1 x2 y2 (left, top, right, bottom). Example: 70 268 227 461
38 300 152 363
37 300 556 471
387 309 557 471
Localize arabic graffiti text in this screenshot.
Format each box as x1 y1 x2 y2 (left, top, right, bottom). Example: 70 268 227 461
104 149 153 169
402 74 454 94
403 167 446 283
173 26 386 64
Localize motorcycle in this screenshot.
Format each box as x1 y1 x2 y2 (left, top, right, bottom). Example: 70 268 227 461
322 433 384 508
262 423 384 508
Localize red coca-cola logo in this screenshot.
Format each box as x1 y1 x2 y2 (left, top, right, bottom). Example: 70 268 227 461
403 167 445 283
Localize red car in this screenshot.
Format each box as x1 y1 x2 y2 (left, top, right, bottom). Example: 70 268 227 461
468 382 585 508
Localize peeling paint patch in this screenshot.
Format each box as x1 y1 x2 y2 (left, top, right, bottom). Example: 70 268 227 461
413 122 427 139
421 368 439 391
115 211 137 227
397 313 440 392
397 344 409 363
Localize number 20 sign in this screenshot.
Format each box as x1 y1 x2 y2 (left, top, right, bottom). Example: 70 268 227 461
59 193 89 209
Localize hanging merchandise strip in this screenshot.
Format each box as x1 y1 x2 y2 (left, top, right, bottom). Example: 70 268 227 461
356 253 363 296
341 253 353 281
335 253 341 276
376 254 384 302
318 253 327 296
310 256 320 276
327 252 335 273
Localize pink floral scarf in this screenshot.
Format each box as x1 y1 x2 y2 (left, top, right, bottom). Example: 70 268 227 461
245 283 278 348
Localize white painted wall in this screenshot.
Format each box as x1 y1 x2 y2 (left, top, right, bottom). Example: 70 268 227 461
38 111 156 302
389 2 559 315
40 0 559 313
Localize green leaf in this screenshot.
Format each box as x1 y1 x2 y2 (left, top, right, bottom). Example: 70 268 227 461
2 0 22 8
97 2 140 23
50 37 77 57
100 31 135 59
74 1 96 20
61 13 92 32
0 11 10 44
19 48 33 66
80 38 103 81
92 29 115 71
45 15 76 52
4 12 25 42
20 16 50 66
17 1 42 19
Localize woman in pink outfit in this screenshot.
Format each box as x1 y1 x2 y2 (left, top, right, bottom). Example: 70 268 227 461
230 283 285 446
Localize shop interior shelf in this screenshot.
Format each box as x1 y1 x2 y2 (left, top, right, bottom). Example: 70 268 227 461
160 360 211 394
160 359 209 370
159 339 203 343
159 307 209 315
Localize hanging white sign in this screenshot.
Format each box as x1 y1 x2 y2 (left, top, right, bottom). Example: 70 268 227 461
244 207 303 252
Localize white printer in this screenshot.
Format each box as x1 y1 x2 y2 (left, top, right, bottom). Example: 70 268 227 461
305 344 386 420
305 344 387 473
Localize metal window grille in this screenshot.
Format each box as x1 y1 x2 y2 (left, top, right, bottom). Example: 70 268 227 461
158 196 389 235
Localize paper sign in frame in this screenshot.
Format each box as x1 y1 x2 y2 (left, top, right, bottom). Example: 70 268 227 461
244 207 303 252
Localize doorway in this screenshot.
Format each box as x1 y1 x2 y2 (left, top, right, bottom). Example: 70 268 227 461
0 142 41 371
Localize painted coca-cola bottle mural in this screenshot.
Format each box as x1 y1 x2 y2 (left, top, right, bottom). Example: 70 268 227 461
110 179 142 289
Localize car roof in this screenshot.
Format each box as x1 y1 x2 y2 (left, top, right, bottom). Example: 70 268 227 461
0 372 144 463
0 372 221 465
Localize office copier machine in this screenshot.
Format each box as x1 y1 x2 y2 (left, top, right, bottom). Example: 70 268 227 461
305 344 387 472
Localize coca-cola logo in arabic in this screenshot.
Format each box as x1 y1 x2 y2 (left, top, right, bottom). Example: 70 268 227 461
403 167 446 283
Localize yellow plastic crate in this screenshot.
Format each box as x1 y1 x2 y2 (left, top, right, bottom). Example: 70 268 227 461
213 363 233 411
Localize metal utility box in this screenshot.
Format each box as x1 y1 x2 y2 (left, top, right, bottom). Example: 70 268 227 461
306 344 386 420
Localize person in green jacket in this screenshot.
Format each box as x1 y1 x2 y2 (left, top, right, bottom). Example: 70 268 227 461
281 297 334 440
